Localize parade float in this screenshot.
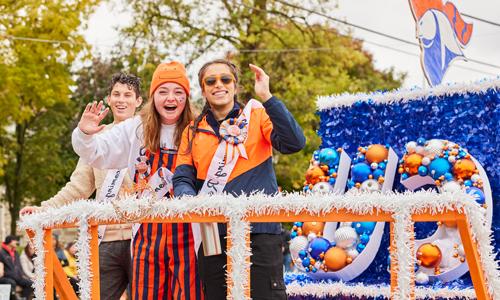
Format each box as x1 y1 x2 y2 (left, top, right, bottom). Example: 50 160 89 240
284 77 499 299
17 77 500 300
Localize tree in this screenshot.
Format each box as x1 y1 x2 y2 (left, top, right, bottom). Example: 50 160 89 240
232 24 403 189
0 0 98 233
121 0 404 190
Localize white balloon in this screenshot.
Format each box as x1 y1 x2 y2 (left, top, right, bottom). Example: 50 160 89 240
416 146 425 155
421 157 431 166
440 181 462 193
360 179 381 192
347 248 359 260
339 222 352 228
448 155 456 163
289 236 309 261
307 232 317 242
424 139 445 156
370 162 378 170
415 271 430 284
312 182 334 194
406 141 417 153
471 174 481 183
334 227 358 249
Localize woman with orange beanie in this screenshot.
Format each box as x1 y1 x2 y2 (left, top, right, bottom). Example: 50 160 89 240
72 61 203 299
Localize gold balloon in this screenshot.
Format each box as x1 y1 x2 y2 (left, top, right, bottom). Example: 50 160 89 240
416 243 442 268
404 153 423 175
302 222 325 236
324 247 348 271
305 166 325 185
453 159 476 180
365 144 389 163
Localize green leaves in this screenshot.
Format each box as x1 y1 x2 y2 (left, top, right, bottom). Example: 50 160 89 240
0 0 98 232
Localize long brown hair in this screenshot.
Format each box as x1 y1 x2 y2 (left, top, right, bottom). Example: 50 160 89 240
140 90 193 152
187 59 240 152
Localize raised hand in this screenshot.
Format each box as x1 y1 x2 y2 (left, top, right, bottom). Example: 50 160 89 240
78 101 109 135
249 64 273 102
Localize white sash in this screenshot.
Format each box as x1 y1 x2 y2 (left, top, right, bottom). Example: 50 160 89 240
131 167 174 240
97 169 127 244
192 100 263 254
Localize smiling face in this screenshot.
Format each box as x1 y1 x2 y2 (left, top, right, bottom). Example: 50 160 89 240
153 82 187 125
107 82 142 122
201 63 237 116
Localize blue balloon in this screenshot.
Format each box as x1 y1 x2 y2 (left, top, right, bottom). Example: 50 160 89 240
360 233 370 244
429 158 451 179
418 166 428 176
372 169 384 180
464 180 472 187
328 177 336 185
302 257 311 267
444 172 454 181
351 163 372 183
466 187 485 205
357 243 366 253
319 148 340 167
308 237 331 259
291 231 297 238
352 222 376 235
298 250 307 259
347 180 355 189
294 222 303 227
417 137 426 145
378 162 386 170
401 173 409 180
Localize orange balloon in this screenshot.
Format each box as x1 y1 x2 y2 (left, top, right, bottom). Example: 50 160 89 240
404 153 423 175
302 222 325 236
416 243 442 268
365 144 389 163
324 247 348 271
453 159 476 180
305 166 325 185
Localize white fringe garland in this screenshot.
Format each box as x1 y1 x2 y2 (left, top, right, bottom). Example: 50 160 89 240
19 191 500 299
316 76 500 110
392 202 414 299
285 280 477 299
75 215 92 300
31 227 46 300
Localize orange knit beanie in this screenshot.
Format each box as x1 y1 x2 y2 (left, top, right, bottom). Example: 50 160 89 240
149 61 190 97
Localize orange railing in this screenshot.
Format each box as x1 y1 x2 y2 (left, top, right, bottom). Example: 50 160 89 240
23 194 493 300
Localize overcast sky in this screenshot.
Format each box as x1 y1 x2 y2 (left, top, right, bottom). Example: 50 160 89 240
83 0 500 91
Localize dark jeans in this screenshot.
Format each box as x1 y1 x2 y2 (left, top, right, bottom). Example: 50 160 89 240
0 276 33 300
198 233 287 300
99 240 132 300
